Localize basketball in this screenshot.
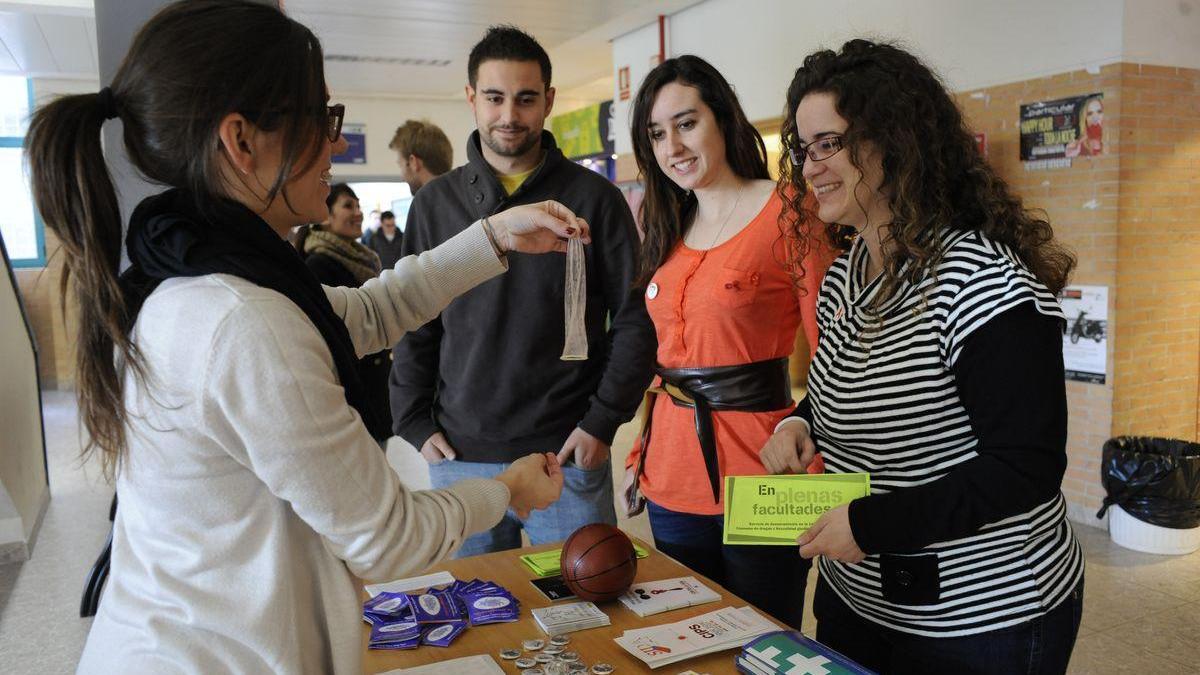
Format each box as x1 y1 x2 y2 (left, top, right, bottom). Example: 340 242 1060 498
560 523 638 602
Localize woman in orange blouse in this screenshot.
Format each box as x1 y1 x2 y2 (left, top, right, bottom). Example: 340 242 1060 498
624 55 837 629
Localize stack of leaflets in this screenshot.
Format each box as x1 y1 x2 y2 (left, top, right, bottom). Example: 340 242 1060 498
614 606 776 669
617 576 721 617
737 630 875 675
363 579 520 650
519 542 650 577
531 601 611 634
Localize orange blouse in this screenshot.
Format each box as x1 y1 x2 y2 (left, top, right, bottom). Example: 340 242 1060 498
626 191 835 516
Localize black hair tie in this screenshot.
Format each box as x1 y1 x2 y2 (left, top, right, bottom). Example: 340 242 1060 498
96 87 119 120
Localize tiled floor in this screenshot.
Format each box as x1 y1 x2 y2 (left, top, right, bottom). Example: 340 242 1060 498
2 391 1198 673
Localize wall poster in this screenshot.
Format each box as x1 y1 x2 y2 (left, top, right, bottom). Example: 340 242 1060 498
1059 285 1108 384
333 123 366 164
1019 93 1103 168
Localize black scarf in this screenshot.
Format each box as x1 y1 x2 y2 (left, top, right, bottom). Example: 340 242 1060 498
120 189 381 435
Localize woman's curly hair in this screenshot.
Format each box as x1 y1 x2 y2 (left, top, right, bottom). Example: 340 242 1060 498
777 39 1075 301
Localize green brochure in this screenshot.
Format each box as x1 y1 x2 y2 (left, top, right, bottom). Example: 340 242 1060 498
519 542 650 577
723 474 871 545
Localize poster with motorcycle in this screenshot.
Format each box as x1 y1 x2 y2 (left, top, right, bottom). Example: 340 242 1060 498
1059 285 1107 384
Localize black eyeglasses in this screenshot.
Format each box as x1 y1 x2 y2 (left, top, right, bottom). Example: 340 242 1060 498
788 134 845 166
240 103 345 142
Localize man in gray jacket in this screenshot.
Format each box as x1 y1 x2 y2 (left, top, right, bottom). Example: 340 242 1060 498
390 25 654 556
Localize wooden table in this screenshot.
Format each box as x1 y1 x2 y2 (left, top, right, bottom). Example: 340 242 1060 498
362 538 779 674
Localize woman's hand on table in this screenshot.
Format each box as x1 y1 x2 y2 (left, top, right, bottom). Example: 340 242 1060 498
488 200 591 255
496 452 564 519
797 504 866 564
759 419 816 474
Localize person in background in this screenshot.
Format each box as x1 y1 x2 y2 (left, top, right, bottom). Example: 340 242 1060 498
368 209 405 270
25 1 581 671
390 118 454 194
622 55 837 630
765 39 1083 673
362 207 382 246
301 183 393 443
390 25 656 556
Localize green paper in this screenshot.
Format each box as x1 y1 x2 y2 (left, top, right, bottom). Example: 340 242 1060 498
723 474 871 545
520 542 649 577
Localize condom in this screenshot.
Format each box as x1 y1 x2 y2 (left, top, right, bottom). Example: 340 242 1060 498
561 236 588 361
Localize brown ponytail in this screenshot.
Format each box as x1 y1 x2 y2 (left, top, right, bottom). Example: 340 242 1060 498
24 0 330 477
26 93 140 479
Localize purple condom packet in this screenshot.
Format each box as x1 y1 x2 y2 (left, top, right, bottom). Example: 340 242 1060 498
368 635 421 651
363 592 412 619
462 591 520 625
369 619 421 645
408 590 462 623
421 621 468 647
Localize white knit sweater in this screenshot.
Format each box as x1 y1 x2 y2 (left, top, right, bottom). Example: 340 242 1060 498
78 223 512 674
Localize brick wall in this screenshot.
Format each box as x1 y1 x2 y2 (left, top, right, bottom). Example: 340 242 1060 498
1112 64 1200 444
957 65 1123 525
956 63 1200 527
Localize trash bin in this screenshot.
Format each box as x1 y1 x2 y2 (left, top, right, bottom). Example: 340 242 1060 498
1096 436 1200 555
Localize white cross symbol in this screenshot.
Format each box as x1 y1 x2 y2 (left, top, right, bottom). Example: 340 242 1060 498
785 653 832 675
747 645 782 667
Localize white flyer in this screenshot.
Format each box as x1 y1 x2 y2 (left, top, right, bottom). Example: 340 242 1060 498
618 576 721 617
1059 285 1108 384
364 571 455 598
379 654 505 674
615 606 776 668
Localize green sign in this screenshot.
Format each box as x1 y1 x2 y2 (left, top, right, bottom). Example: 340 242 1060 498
723 474 871 545
549 101 612 159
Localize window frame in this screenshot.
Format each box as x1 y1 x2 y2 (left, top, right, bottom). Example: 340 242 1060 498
3 79 45 269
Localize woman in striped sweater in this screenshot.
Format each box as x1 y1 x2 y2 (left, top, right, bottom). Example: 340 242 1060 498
762 40 1085 674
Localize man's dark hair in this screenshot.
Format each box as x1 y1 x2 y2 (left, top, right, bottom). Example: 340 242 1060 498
380 210 395 221
468 25 551 89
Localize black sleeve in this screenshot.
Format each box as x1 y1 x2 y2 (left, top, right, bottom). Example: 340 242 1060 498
783 395 815 429
388 200 445 448
576 189 657 444
847 301 1069 554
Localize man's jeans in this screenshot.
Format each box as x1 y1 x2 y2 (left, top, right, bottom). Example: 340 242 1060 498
429 458 616 558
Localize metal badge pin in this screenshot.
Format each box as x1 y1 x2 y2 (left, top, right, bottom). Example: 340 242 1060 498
647 282 659 299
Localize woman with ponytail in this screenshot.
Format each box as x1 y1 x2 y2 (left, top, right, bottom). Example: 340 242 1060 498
26 1 585 672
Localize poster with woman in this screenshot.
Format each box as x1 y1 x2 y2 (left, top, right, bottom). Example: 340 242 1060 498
1019 93 1104 162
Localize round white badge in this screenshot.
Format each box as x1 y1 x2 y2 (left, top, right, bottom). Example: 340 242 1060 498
647 282 659 300
418 594 441 614
474 596 511 609
374 597 404 612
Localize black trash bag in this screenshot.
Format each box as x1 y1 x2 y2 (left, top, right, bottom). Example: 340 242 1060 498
1096 436 1200 529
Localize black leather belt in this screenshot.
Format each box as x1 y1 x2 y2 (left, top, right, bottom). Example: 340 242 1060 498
638 357 793 504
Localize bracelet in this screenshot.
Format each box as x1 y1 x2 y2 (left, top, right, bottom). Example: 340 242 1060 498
481 216 506 260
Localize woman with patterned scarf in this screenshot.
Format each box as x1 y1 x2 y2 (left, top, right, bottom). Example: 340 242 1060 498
302 183 393 443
